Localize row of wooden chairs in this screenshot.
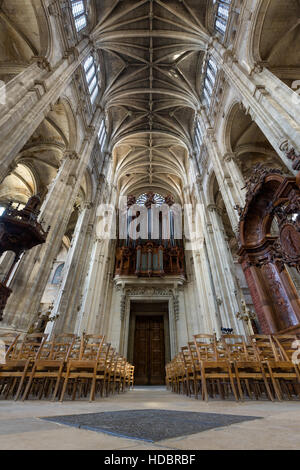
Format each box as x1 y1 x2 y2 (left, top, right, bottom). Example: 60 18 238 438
166 333 300 402
0 332 134 402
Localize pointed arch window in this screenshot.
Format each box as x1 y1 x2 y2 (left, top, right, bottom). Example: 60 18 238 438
195 119 203 154
98 119 107 151
83 55 99 104
52 263 65 285
214 0 231 35
71 0 87 32
203 58 218 107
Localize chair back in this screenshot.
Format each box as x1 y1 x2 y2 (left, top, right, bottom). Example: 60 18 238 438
9 333 48 361
272 334 300 362
193 334 217 361
221 334 249 360
38 333 77 361
0 332 20 360
250 334 279 361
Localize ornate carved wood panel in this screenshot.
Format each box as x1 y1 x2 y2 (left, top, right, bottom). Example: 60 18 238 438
133 315 165 385
237 165 300 334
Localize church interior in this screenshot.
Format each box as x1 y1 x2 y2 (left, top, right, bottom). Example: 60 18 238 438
0 0 300 451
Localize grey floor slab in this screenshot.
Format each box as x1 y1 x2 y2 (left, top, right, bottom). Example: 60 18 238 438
42 409 262 442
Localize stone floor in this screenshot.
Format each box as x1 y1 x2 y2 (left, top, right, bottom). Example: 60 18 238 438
0 386 300 450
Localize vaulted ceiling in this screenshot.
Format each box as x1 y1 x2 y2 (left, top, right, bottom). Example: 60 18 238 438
91 0 210 198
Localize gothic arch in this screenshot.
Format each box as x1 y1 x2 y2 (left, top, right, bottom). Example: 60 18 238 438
250 0 300 86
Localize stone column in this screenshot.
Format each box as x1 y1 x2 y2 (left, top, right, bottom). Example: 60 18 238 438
198 114 244 232
0 42 92 183
3 108 102 330
194 247 222 336
48 201 95 335
74 176 115 336
211 42 300 173
203 202 246 335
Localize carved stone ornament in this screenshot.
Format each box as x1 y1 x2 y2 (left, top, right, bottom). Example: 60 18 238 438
279 140 300 171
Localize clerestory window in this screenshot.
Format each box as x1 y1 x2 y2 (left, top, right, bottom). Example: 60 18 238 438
214 0 231 35
83 55 99 104
203 57 218 107
71 0 87 32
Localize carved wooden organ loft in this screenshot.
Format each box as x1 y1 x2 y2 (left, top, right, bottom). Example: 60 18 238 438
114 192 185 277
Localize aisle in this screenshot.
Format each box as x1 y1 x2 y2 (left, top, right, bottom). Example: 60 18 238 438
0 386 300 450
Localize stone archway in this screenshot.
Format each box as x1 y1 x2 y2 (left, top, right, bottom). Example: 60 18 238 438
237 165 300 334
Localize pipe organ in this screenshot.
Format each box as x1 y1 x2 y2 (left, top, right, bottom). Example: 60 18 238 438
114 193 185 277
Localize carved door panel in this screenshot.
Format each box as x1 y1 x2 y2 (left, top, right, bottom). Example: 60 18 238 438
133 315 165 385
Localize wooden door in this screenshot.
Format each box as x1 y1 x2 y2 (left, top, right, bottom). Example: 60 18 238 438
133 315 165 385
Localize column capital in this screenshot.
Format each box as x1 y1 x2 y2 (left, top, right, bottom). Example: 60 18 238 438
30 56 52 72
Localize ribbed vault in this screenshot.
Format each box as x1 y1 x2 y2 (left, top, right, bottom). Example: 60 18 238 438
92 0 210 196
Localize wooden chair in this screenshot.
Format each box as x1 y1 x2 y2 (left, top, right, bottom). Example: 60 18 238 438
0 332 20 357
21 333 77 401
221 334 274 401
194 334 239 401
251 334 300 401
187 341 202 398
125 364 134 390
59 334 105 402
112 356 127 394
0 332 20 395
181 346 197 397
0 333 48 400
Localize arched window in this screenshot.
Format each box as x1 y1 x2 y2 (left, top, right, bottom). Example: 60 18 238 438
71 0 87 32
136 193 165 206
203 57 218 108
83 55 99 104
195 119 203 154
213 0 231 35
52 263 65 285
98 118 107 151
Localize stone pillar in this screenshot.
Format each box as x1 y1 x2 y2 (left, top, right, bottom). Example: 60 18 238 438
203 202 246 335
211 42 300 173
198 116 243 233
194 247 222 336
3 106 102 330
74 178 115 335
48 201 95 335
0 42 92 183
3 150 80 330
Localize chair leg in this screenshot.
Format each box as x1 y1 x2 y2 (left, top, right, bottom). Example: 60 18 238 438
227 364 239 402
22 365 37 401
59 366 71 402
15 362 30 401
234 365 244 401
52 366 64 401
